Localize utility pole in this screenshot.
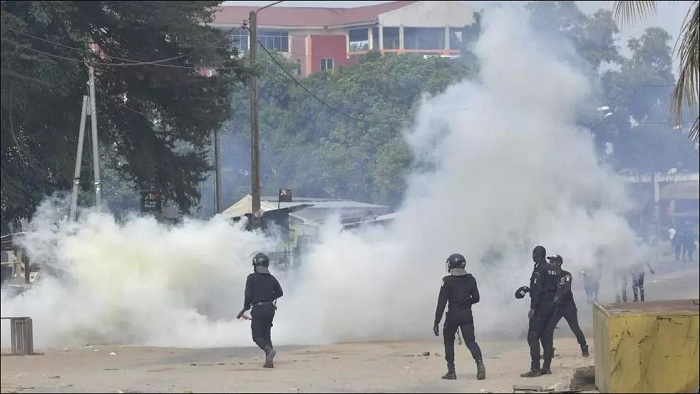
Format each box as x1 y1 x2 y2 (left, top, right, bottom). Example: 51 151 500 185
214 128 222 214
69 96 89 221
249 10 261 229
88 66 102 209
248 1 283 228
68 66 102 220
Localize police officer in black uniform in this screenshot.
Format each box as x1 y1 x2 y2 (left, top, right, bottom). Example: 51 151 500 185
237 252 284 368
520 245 559 378
434 253 486 381
540 255 589 374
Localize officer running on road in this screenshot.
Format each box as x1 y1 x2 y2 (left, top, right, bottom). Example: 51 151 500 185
520 245 558 378
540 255 589 375
237 252 284 368
434 253 486 381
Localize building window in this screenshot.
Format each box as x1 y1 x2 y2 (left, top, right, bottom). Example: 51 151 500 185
382 27 400 50
295 59 302 76
404 27 445 50
348 28 369 52
449 28 466 50
449 27 478 50
320 58 334 72
232 30 249 51
372 27 379 50
258 29 289 52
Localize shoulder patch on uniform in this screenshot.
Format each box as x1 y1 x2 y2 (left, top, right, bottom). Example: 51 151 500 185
565 275 571 282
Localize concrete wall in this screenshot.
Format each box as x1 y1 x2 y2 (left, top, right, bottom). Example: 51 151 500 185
378 1 474 28
309 35 351 74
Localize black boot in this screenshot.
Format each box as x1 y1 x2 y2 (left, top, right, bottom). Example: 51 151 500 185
263 346 276 368
581 345 589 358
540 357 552 375
476 359 486 380
520 358 540 378
442 362 456 380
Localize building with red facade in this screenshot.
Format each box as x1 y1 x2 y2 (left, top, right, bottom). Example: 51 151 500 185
212 1 477 76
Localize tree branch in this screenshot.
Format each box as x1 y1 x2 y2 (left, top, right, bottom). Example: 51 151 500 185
612 1 658 27
670 1 699 142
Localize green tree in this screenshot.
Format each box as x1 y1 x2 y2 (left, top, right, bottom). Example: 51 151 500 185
613 1 699 141
208 50 477 213
526 1 624 71
602 27 698 172
1 1 249 230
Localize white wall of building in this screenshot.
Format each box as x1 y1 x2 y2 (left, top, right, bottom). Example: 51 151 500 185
378 1 475 28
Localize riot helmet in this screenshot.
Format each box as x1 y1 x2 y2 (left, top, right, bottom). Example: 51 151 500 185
547 254 563 268
446 253 467 271
252 252 270 268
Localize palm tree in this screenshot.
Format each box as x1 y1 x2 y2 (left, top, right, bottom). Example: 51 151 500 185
613 1 699 142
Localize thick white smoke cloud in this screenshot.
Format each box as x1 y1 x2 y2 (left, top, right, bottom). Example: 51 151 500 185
2 197 278 348
2 5 647 349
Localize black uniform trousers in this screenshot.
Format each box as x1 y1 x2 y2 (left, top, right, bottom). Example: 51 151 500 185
526 298 555 368
250 303 276 351
541 303 587 360
443 309 482 364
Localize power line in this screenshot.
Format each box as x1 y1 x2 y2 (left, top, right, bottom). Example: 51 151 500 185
2 25 243 66
1 26 245 70
258 40 396 127
102 94 155 121
2 27 192 66
2 25 686 89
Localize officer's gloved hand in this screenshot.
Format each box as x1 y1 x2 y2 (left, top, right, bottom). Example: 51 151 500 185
528 308 535 319
515 286 530 299
433 323 440 337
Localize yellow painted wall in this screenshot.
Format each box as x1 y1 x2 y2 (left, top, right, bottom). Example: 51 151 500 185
593 300 699 393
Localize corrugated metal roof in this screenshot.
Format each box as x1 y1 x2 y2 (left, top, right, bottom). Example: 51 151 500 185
212 1 417 28
222 195 389 219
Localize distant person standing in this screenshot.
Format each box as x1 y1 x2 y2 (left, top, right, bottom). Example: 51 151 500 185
580 268 600 303
673 228 685 261
614 268 628 303
668 227 676 242
629 261 655 302
682 223 697 262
